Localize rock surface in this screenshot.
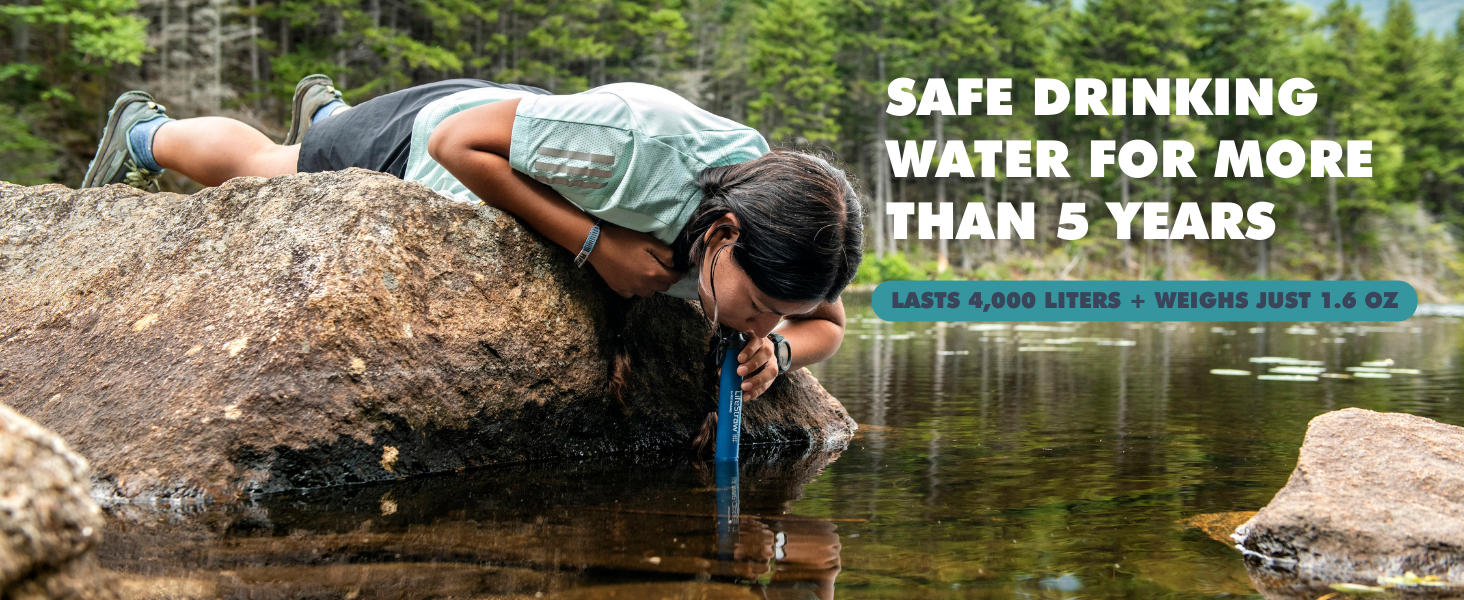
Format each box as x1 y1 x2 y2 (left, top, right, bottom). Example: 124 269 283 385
0 170 855 503
0 403 115 599
1236 408 1464 583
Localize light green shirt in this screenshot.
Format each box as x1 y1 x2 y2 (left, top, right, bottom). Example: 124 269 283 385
403 82 770 247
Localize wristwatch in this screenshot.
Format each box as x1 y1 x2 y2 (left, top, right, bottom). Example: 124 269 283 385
768 332 792 376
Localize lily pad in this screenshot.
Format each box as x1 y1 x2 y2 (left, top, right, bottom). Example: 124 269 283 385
1209 369 1252 376
1353 372 1393 379
1329 582 1388 595
1377 571 1458 588
1258 374 1319 382
1014 325 1078 332
1270 366 1327 375
1250 357 1325 366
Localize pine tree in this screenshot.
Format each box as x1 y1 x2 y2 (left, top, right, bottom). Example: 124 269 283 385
0 0 149 184
1307 0 1385 276
747 0 842 143
1378 0 1455 223
1071 0 1200 277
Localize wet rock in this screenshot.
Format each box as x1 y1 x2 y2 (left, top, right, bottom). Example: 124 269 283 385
0 404 116 599
1236 408 1464 584
0 171 855 503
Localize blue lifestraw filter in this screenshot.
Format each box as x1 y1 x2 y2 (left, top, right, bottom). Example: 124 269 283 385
715 332 748 462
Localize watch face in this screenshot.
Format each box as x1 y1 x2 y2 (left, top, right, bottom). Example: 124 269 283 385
775 339 792 370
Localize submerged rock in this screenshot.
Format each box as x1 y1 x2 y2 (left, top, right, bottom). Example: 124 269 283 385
1178 511 1257 546
0 404 115 599
0 171 855 503
1236 408 1464 586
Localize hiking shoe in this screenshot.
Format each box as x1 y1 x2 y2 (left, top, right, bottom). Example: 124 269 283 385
81 91 168 190
284 74 344 145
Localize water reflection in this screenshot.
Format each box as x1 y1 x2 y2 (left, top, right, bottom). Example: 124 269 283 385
96 296 1464 599
808 298 1463 598
100 447 846 598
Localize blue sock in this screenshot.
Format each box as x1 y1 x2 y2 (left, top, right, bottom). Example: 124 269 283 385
127 116 173 173
312 100 348 124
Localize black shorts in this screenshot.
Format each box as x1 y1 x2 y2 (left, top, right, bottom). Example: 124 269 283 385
296 79 551 178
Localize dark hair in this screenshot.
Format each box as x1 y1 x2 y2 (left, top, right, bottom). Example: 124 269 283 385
605 152 863 450
674 150 863 304
603 152 854 439
682 151 862 455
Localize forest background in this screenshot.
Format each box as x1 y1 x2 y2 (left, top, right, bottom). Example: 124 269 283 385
4 0 1464 298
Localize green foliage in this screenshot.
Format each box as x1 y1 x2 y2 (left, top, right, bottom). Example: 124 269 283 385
1 0 149 185
1 0 148 67
855 252 929 284
5 0 1464 296
0 106 59 185
748 0 841 142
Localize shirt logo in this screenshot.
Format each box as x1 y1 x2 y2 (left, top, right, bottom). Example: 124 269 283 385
537 146 614 165
533 146 614 190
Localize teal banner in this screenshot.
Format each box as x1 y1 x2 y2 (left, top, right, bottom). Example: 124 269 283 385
872 281 1418 322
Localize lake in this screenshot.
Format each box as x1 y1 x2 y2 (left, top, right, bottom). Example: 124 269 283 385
99 295 1464 599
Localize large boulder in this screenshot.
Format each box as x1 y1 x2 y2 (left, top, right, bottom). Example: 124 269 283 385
0 403 115 599
1235 408 1464 584
0 170 855 503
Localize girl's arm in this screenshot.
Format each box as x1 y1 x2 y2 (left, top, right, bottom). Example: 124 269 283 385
736 298 846 400
427 99 683 298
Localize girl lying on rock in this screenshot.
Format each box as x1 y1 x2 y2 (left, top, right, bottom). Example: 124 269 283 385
81 76 862 445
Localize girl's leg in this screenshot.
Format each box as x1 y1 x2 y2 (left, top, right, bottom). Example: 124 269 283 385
151 117 300 187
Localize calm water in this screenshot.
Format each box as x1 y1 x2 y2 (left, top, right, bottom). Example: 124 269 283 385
100 295 1464 599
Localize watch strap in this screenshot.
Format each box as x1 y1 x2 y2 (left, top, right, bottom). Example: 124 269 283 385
574 219 603 268
768 332 791 375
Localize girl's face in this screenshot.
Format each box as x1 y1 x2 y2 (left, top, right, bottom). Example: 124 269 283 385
697 214 821 338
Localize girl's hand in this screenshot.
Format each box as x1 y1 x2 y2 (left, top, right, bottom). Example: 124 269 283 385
737 335 779 401
587 224 684 298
